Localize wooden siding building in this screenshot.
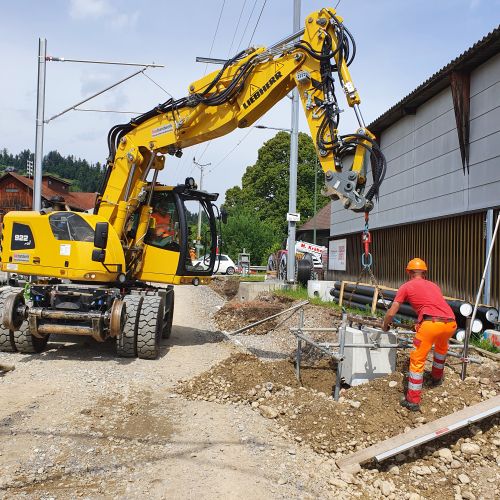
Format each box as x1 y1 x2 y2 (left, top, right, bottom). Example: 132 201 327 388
0 173 97 221
327 26 500 306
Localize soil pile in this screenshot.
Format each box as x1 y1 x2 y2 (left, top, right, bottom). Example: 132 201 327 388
178 352 500 499
207 276 241 300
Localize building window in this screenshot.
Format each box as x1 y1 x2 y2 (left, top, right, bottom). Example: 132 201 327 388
5 188 18 193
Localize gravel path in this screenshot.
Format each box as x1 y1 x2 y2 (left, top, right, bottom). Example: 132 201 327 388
0 285 339 499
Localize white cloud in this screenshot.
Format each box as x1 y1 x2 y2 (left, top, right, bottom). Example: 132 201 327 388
111 11 140 29
69 0 139 28
69 0 111 19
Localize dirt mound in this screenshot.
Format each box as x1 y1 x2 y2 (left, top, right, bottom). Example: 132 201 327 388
177 352 500 499
214 295 293 334
208 276 241 300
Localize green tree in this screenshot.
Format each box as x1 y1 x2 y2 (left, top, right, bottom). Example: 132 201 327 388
221 207 277 266
224 131 328 238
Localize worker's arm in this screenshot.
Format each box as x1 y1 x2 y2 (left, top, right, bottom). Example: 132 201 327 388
382 302 400 332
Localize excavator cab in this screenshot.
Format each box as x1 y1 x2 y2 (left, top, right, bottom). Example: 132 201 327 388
135 184 219 284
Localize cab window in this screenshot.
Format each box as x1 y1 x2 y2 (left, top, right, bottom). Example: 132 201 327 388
49 213 94 242
146 191 181 251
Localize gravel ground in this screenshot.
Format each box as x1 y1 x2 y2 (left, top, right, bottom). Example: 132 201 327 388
1 284 498 499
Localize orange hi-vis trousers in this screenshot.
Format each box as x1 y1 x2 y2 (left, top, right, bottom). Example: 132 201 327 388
407 319 457 404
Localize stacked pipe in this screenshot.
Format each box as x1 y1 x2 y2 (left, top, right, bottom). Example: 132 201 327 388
329 282 498 339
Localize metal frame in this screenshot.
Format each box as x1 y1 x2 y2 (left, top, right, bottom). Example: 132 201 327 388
290 308 482 401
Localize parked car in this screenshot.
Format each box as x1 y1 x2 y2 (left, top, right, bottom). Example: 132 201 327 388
193 254 236 275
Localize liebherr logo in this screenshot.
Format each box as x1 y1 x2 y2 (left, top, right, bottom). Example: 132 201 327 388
242 71 283 110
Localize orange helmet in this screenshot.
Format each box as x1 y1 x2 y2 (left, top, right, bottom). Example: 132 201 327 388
406 258 427 272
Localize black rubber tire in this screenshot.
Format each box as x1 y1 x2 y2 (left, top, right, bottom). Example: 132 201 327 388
226 266 235 275
13 321 49 353
279 254 287 281
137 295 164 360
162 289 175 339
117 295 143 358
296 259 313 286
0 287 19 352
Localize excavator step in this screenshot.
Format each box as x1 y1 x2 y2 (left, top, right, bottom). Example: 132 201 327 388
336 395 500 473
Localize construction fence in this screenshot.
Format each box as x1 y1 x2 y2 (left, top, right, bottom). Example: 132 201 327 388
327 209 500 308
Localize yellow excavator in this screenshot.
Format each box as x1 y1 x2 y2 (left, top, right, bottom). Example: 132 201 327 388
0 7 386 358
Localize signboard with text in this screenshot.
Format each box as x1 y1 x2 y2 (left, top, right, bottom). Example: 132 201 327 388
328 238 347 271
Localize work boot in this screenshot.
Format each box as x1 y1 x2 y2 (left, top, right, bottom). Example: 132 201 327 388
424 371 444 388
429 377 443 388
400 399 420 412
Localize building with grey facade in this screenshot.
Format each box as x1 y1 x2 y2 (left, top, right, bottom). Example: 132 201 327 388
327 26 500 306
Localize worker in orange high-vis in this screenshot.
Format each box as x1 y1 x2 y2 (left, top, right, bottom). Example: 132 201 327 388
382 258 457 411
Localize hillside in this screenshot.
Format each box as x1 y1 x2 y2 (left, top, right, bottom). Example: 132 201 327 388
0 148 104 192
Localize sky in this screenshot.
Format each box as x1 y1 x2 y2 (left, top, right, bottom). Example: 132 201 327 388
0 0 499 202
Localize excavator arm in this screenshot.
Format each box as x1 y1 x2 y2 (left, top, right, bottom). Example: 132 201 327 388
96 7 386 244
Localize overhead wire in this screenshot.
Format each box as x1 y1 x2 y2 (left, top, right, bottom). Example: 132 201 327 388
227 0 248 58
209 125 257 174
204 0 227 75
141 72 176 100
248 0 268 46
235 0 258 52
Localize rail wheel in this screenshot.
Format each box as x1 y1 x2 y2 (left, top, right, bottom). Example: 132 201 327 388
137 294 164 360
162 289 175 339
117 295 143 358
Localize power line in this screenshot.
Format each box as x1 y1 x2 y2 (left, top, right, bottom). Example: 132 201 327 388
142 72 175 99
209 125 257 173
236 0 258 53
74 108 144 114
204 0 227 75
248 0 268 46
227 0 248 58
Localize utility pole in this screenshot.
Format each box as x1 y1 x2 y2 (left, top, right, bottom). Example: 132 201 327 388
193 157 211 257
31 39 164 211
313 158 318 245
287 0 301 283
34 38 47 210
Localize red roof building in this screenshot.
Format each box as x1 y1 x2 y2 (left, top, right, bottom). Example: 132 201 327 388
0 172 96 221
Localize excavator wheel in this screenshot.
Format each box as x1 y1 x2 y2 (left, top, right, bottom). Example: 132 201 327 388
13 321 49 354
0 287 19 352
117 295 143 358
162 289 175 339
137 294 165 360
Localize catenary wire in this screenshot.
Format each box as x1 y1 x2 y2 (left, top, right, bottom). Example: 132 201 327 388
209 125 257 173
204 0 227 75
227 0 248 58
248 0 268 46
236 0 258 52
141 72 176 99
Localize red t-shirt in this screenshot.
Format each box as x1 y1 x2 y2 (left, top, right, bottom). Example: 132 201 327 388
394 278 455 323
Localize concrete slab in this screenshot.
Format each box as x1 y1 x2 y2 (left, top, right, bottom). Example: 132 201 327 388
237 280 289 301
341 327 397 386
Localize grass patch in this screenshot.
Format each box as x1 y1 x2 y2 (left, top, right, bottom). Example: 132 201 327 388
239 275 266 282
471 336 500 353
274 286 414 325
275 287 379 317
